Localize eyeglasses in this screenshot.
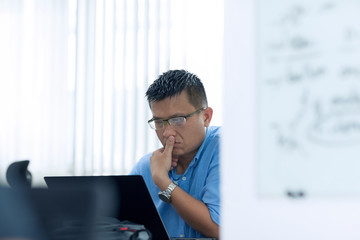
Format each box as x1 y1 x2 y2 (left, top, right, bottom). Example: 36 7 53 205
148 107 206 130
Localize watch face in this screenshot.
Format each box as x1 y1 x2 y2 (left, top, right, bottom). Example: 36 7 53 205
158 192 171 203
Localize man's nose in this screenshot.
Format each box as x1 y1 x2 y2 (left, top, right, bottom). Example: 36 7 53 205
162 121 176 138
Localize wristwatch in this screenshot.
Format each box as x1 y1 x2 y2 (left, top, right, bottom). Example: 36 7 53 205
158 181 177 203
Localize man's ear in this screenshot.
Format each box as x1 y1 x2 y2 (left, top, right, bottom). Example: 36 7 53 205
203 107 213 127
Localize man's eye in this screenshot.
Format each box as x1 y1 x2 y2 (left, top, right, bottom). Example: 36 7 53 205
154 120 163 126
170 117 184 124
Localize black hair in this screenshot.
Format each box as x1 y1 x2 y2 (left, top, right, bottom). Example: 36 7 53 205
146 70 208 109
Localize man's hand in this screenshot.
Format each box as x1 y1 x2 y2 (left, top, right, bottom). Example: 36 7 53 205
150 136 175 189
170 156 179 170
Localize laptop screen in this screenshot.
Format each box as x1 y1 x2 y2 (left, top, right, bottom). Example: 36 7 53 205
44 175 171 240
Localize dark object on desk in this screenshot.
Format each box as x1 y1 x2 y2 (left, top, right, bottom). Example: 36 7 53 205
28 188 97 240
0 187 98 240
0 187 96 240
6 160 32 188
1 186 148 240
68 217 152 240
0 186 45 240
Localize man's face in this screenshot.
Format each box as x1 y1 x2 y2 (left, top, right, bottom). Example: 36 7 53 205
150 90 212 161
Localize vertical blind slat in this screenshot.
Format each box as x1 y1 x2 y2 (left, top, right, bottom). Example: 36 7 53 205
100 0 106 174
165 0 170 70
154 0 160 76
89 0 96 175
132 0 139 171
72 0 80 174
120 0 127 172
110 0 117 173
143 0 150 162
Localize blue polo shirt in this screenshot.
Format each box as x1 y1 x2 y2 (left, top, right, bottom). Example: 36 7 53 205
130 126 220 238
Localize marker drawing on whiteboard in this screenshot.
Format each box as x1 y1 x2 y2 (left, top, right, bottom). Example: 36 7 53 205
286 190 306 199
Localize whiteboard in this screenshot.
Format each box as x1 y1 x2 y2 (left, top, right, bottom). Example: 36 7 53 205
257 0 360 197
222 0 360 239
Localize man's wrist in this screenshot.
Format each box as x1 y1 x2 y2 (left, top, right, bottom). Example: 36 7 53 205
154 176 172 191
158 181 178 203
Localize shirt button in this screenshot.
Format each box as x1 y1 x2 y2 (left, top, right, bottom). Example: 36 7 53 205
182 176 187 181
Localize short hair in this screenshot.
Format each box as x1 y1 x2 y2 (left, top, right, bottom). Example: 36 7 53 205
146 70 208 109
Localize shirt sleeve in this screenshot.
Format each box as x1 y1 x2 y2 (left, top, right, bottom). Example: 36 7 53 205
200 132 221 226
203 156 220 225
129 152 152 175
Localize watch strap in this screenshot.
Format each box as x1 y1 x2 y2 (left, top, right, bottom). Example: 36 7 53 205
158 181 177 203
166 181 177 193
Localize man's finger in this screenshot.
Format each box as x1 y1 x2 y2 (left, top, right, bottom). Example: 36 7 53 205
164 136 175 155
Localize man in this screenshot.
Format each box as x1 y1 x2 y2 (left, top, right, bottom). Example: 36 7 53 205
130 70 220 239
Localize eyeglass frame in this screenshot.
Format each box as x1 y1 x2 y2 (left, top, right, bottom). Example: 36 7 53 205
147 107 206 130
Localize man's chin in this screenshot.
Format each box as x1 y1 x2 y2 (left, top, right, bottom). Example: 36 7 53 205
172 149 182 156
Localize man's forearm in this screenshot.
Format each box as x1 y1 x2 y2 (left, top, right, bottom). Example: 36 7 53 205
170 186 219 238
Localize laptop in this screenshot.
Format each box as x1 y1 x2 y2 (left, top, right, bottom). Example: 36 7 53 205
44 175 215 240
